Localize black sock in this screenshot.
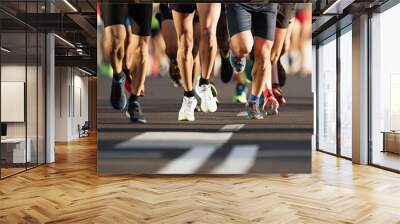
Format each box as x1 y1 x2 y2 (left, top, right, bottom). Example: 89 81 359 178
129 94 139 102
199 78 209 86
113 71 123 80
184 90 194 97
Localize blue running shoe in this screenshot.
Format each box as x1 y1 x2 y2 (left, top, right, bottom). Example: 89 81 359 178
229 51 246 73
246 101 264 120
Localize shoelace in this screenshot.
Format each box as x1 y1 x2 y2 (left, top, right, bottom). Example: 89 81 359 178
182 98 194 113
235 58 244 66
201 86 213 101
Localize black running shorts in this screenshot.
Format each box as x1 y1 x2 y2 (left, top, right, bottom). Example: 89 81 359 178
160 3 173 20
167 4 199 23
102 3 152 36
169 4 197 14
276 3 296 29
227 3 278 41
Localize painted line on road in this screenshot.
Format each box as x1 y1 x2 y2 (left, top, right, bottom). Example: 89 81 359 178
219 124 244 132
211 145 259 174
116 132 232 149
116 131 233 174
157 146 217 174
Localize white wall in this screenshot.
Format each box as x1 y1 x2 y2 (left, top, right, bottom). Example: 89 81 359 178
54 67 89 141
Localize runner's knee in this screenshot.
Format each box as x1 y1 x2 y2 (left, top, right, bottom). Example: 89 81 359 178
230 40 252 58
254 43 272 70
201 26 216 48
178 31 194 59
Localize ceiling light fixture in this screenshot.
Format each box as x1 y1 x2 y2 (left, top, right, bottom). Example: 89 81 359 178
78 67 93 76
1 47 11 53
63 0 78 12
322 0 341 14
54 34 75 48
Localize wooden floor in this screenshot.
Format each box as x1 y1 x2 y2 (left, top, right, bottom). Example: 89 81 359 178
0 135 400 224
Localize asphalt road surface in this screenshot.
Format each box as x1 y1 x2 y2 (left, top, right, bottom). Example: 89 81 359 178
97 75 313 174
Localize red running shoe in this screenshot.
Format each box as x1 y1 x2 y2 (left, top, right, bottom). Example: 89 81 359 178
263 89 279 115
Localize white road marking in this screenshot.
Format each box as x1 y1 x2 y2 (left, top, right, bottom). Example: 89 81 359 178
116 131 232 174
211 145 259 174
116 132 232 149
157 146 217 174
219 124 244 132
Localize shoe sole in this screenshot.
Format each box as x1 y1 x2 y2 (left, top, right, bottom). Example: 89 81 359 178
248 115 264 120
265 105 279 115
125 111 147 123
178 117 195 122
200 98 217 113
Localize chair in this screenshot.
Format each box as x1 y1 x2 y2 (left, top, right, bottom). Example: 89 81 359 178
79 121 90 138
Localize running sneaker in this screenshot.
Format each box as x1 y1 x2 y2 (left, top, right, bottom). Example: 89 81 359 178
246 101 264 120
220 55 233 83
272 84 286 105
126 101 147 123
169 58 181 87
263 95 280 115
232 84 247 104
198 84 218 113
229 51 246 73
210 82 220 105
178 96 198 121
110 72 127 111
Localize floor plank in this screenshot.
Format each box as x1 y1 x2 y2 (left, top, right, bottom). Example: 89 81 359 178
0 135 400 224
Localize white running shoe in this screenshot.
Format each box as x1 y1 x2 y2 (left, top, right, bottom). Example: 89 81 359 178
198 84 217 113
178 96 197 121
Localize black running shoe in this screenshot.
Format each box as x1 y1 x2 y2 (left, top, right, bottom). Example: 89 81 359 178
110 72 127 111
169 59 182 87
126 101 147 123
220 55 233 83
277 59 287 87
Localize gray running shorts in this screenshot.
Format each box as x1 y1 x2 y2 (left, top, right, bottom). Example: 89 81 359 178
227 3 278 41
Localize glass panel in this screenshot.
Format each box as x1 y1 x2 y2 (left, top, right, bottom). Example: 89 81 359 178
26 0 40 169
371 4 400 171
339 29 352 158
38 32 45 165
27 31 38 169
318 37 337 154
0 13 28 177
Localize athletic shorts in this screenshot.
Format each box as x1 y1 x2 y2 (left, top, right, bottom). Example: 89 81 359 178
276 3 296 29
167 4 200 23
295 3 312 23
159 3 173 20
227 3 278 41
169 4 196 14
102 3 152 36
